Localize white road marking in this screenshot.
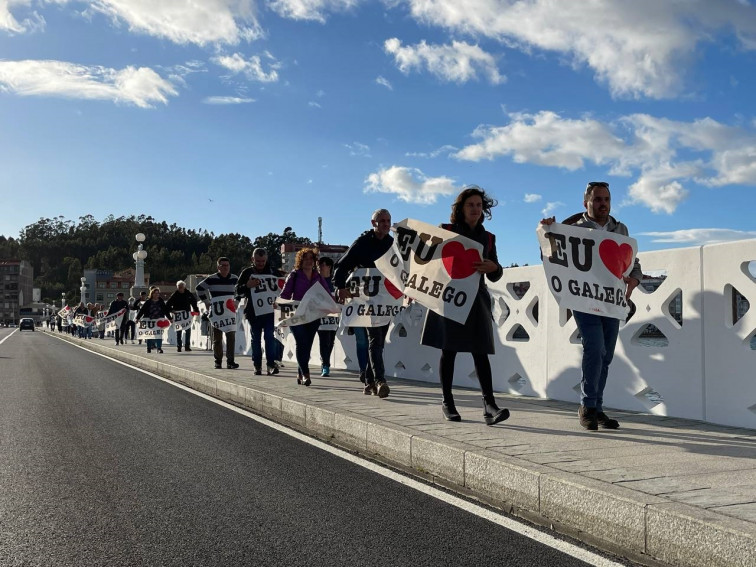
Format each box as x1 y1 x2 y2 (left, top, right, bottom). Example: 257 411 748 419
56 337 627 567
0 329 18 345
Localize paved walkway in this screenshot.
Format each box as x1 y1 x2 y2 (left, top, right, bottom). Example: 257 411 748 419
53 333 755 567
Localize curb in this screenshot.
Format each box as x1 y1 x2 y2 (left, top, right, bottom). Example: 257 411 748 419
56 334 756 567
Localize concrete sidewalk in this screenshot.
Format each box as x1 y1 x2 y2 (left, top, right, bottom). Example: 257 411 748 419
53 333 755 567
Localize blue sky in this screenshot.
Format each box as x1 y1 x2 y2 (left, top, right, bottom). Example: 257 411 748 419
2 0 756 267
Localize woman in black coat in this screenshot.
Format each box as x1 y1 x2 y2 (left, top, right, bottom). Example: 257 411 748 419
421 186 510 425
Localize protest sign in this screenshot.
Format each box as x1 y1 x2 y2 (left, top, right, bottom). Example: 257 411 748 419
102 308 126 333
246 275 284 316
172 310 197 331
536 222 638 320
319 315 340 331
340 268 404 327
208 296 237 333
275 283 340 328
136 317 171 339
375 218 484 324
73 314 94 327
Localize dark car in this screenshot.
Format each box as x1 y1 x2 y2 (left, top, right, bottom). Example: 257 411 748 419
19 318 35 331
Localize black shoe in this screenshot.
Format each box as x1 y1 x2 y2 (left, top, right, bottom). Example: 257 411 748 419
147 348 152 353
227 362 239 369
267 363 279 376
157 349 164 353
363 382 377 395
579 406 599 431
177 345 182 352
185 346 192 352
254 366 262 375
302 374 311 387
483 398 510 426
442 402 461 422
376 381 390 398
214 362 222 369
597 411 620 429
358 371 366 384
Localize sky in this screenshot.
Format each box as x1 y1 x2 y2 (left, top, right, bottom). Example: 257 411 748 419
2 0 756 267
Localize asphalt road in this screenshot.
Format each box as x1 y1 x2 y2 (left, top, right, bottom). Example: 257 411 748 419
0 330 629 566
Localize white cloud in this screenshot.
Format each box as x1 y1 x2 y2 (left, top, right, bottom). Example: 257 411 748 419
203 95 255 104
364 165 457 204
1 0 44 33
345 142 371 157
83 0 262 46
376 75 393 90
212 52 279 82
453 110 756 214
385 38 505 84
399 0 756 99
0 59 177 107
405 144 458 158
268 0 359 23
308 101 321 108
541 201 564 218
524 193 541 203
639 229 756 245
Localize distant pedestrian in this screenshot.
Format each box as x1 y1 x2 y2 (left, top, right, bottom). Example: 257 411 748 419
421 186 510 425
541 181 643 430
107 292 129 345
166 280 199 352
133 291 148 345
197 257 239 369
136 286 171 354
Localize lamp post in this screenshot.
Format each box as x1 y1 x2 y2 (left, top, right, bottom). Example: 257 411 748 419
61 292 66 310
80 277 87 305
131 232 148 299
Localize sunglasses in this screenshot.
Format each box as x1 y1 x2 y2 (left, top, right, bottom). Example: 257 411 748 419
587 181 609 188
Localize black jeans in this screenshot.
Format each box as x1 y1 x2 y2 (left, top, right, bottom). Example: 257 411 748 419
291 320 320 378
366 324 389 384
176 328 192 348
318 329 336 366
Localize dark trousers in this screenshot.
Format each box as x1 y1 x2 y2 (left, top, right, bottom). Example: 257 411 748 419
290 320 320 378
213 329 235 364
318 329 336 366
365 324 389 384
249 313 275 368
176 328 192 348
124 320 136 341
439 350 494 405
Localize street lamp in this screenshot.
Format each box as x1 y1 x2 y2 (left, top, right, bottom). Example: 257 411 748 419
80 277 87 305
61 292 66 310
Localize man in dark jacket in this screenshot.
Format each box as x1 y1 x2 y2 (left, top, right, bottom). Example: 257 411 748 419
542 181 643 431
107 292 129 345
236 248 281 376
166 280 199 352
333 209 394 398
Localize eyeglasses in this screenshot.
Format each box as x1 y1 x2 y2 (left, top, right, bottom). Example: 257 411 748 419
587 181 609 188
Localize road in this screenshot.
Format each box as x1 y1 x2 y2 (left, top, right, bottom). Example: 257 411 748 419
0 329 632 566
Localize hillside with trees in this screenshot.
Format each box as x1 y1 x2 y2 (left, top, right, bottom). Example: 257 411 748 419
4 215 312 303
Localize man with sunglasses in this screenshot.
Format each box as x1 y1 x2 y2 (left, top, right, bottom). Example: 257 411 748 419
541 181 643 430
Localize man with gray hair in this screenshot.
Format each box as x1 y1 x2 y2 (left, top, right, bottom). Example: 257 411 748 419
541 181 643 430
333 208 394 398
166 280 199 352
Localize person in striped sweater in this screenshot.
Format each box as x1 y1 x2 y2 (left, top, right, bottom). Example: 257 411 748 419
196 257 239 369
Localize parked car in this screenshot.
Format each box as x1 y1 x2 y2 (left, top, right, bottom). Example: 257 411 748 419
19 318 35 331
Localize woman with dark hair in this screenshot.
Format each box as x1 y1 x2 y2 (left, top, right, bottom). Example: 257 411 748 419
136 286 171 354
421 185 510 425
279 247 332 386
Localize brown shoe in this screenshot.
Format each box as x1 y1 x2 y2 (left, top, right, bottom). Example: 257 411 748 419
579 405 598 431
597 411 620 429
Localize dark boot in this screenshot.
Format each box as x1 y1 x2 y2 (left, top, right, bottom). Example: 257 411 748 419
177 344 182 352
596 411 619 430
254 365 262 375
579 406 599 431
442 401 461 422
483 397 510 426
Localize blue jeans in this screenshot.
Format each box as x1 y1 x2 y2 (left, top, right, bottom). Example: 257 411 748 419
290 320 321 378
353 327 369 373
573 311 620 411
249 313 275 368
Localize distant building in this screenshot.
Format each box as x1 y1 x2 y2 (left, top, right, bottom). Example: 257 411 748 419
280 243 348 273
0 259 33 325
82 268 150 306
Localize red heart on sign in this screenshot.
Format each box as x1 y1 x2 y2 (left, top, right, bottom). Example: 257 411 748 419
225 298 237 313
157 318 171 328
441 241 481 279
84 316 94 323
190 311 199 316
384 279 403 299
277 278 285 290
599 239 633 279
